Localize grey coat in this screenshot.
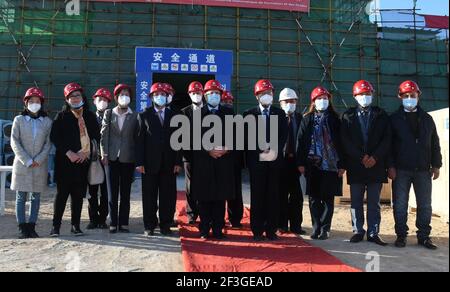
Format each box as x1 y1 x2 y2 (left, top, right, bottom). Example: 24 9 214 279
100 107 137 163
10 115 53 193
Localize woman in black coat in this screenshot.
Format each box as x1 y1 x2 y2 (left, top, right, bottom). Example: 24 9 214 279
296 86 345 240
50 83 101 237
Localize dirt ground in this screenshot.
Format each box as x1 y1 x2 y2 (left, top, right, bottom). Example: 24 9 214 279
0 175 448 272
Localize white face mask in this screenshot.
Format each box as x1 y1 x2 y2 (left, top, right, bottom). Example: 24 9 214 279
190 93 203 104
403 97 418 111
118 95 130 107
259 94 273 106
167 95 173 104
282 103 296 115
27 103 41 114
355 95 373 108
315 99 329 111
206 93 221 107
95 98 108 112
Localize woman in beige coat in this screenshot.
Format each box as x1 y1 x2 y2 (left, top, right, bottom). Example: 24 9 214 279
10 87 52 239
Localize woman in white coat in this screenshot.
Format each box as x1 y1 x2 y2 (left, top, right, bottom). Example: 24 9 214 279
10 87 52 239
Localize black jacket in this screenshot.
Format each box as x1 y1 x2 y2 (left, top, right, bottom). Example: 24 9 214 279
190 105 236 201
283 112 302 166
50 108 100 184
135 107 182 175
340 106 391 184
389 106 442 171
243 106 288 170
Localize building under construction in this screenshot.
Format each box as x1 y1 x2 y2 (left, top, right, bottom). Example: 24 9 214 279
0 0 448 119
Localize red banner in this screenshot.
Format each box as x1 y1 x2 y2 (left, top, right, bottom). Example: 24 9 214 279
423 15 449 29
92 0 310 13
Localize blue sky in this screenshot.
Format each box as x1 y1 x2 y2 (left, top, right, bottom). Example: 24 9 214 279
381 0 449 16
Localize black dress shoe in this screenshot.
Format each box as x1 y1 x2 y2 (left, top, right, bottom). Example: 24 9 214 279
28 223 39 239
318 232 329 240
213 233 226 240
71 226 84 237
144 229 155 237
350 233 365 243
266 233 279 241
367 235 388 246
86 222 97 230
160 228 173 236
118 227 130 233
200 233 209 239
419 238 437 250
109 226 118 234
98 223 108 229
50 226 60 238
290 228 307 235
231 222 243 229
278 227 289 234
310 233 320 240
253 235 265 242
395 236 407 248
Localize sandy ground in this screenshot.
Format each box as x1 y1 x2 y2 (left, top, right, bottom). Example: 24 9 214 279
0 172 448 272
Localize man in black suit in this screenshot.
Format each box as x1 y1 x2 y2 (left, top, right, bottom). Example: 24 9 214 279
244 79 288 241
190 80 236 240
181 81 204 224
135 82 182 236
278 88 306 235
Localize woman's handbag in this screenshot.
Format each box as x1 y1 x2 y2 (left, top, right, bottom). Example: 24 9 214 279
88 139 105 185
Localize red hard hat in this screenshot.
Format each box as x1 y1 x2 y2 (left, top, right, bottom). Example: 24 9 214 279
150 82 166 96
163 83 175 96
204 80 223 93
254 79 274 96
93 88 112 102
398 80 421 96
311 86 331 102
188 81 203 93
64 82 83 99
221 91 234 102
114 83 132 97
353 80 374 96
23 87 45 104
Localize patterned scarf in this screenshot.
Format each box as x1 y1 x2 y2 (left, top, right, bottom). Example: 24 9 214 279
308 111 339 172
72 108 91 157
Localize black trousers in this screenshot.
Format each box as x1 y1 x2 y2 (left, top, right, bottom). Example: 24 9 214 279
88 181 109 225
109 160 134 227
142 170 177 230
198 200 226 236
184 162 199 222
309 197 335 236
53 181 86 227
279 158 304 231
227 166 244 225
249 164 280 237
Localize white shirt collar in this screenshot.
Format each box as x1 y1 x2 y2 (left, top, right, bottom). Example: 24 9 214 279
208 105 219 112
259 103 271 114
404 108 418 113
24 115 43 122
193 103 203 111
113 106 133 116
154 106 166 113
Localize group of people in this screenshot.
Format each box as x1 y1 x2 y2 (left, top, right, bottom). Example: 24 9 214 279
10 77 442 250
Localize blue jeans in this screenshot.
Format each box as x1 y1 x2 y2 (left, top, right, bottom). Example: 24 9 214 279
16 192 41 224
393 170 432 241
350 183 382 237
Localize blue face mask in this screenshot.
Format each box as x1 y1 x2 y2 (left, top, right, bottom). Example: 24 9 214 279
207 93 221 107
70 100 84 110
402 97 418 111
153 95 167 107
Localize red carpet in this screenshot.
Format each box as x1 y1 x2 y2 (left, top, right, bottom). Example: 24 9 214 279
176 192 360 272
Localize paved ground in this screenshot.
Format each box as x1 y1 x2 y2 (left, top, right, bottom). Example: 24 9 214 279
0 173 448 272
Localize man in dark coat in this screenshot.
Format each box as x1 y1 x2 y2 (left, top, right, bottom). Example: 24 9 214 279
244 79 288 241
181 81 204 224
278 88 306 235
191 80 235 240
389 80 442 250
135 82 182 236
341 80 391 246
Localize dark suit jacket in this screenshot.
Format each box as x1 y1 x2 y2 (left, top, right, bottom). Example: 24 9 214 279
243 105 288 170
135 107 182 175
